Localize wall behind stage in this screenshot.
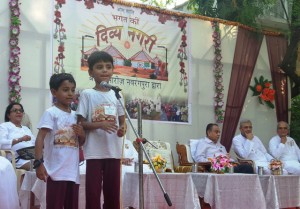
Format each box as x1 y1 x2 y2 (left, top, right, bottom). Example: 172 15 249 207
0 1 279 165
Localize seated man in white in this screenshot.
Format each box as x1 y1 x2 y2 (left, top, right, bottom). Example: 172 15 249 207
194 123 230 162
232 119 277 174
194 123 253 173
121 138 152 178
269 121 300 174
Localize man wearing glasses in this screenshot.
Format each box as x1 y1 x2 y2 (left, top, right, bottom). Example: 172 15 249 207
269 121 300 174
232 119 274 174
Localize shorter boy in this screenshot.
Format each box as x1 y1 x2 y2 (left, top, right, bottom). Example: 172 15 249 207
35 73 85 209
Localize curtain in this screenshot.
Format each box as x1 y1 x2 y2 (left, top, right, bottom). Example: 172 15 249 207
265 35 288 122
220 27 263 152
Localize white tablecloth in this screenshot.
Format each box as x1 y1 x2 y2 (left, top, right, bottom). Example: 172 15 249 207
191 173 266 209
259 175 300 209
20 164 87 209
122 172 200 209
19 163 150 209
0 156 20 209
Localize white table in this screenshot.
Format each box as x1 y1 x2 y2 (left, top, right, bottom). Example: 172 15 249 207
259 175 300 209
122 172 200 209
191 173 266 209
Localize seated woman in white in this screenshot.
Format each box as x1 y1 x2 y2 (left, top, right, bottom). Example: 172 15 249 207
0 156 20 209
0 103 36 170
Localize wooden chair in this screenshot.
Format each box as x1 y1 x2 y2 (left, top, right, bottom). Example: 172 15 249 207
176 142 211 172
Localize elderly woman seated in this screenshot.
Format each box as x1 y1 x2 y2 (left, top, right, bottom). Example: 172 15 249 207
0 102 36 170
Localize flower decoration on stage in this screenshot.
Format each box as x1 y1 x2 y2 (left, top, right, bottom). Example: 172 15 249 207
177 18 188 92
209 154 233 174
211 21 224 123
269 160 282 171
151 154 167 172
53 0 67 73
9 0 22 103
269 159 283 175
249 76 275 109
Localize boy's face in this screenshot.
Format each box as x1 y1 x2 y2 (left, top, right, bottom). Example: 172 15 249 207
51 80 76 108
89 60 114 83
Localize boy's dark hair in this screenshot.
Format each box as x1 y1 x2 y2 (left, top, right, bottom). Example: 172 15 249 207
87 51 114 71
49 73 76 90
4 102 24 122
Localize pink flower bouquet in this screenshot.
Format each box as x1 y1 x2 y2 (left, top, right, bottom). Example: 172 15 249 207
209 154 233 173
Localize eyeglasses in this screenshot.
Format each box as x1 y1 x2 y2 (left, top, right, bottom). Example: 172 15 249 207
10 108 24 113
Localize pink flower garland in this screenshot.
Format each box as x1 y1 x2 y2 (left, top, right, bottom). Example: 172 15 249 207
178 18 188 92
9 0 22 103
53 0 66 73
211 21 224 123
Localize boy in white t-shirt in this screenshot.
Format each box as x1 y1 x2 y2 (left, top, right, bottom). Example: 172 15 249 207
76 51 126 209
34 73 85 209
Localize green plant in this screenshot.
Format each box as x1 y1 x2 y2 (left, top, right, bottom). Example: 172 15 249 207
290 95 300 145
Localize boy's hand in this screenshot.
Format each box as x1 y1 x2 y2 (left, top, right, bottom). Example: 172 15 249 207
122 158 134 166
36 164 48 182
72 123 85 139
99 121 118 133
117 124 126 137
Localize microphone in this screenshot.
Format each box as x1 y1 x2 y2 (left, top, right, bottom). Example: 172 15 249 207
100 81 122 91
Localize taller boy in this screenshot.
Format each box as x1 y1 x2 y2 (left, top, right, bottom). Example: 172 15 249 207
76 51 126 209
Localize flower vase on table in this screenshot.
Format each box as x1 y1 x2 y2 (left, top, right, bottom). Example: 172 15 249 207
151 154 166 174
269 160 283 175
209 154 233 174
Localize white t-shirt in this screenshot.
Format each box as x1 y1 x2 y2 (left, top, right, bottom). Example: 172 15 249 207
0 122 35 168
38 106 80 184
76 89 125 159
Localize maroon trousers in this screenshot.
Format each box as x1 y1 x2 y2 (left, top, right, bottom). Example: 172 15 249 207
86 159 121 209
46 177 79 209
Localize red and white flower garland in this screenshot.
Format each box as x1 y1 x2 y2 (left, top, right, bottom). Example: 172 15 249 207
53 0 66 73
178 18 188 92
9 0 22 103
211 21 224 123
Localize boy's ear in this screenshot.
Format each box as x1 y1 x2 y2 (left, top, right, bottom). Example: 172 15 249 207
50 88 57 97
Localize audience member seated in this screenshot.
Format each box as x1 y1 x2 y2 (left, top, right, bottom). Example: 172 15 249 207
0 156 20 209
194 123 253 173
0 102 36 170
269 121 300 174
232 119 285 174
121 138 151 176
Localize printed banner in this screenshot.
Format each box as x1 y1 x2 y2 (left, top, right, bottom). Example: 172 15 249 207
54 1 190 123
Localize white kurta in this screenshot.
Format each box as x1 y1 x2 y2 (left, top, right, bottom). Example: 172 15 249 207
232 134 274 174
269 135 300 174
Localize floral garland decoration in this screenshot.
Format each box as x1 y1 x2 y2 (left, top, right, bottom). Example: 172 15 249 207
53 0 67 73
9 0 22 103
178 18 188 92
211 21 224 123
249 76 275 109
